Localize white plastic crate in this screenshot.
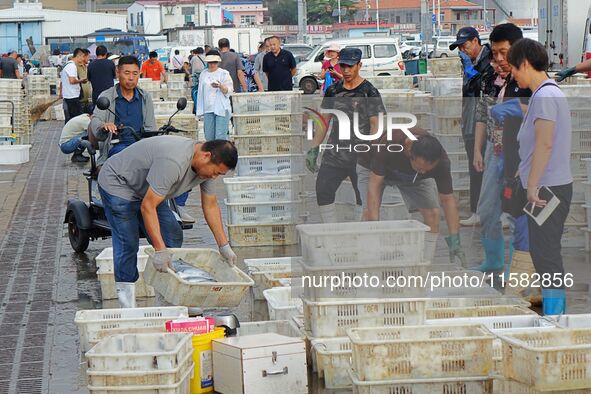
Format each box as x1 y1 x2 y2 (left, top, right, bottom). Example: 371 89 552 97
303 298 426 338
233 113 303 135
426 305 535 320
570 112 591 132
237 320 303 338
143 248 254 307
414 112 434 130
231 91 301 113
261 271 298 296
86 332 193 371
298 261 455 300
348 324 494 381
566 202 587 225
87 351 193 387
236 154 305 176
551 313 591 328
434 116 463 134
500 378 589 394
450 170 470 189
244 257 297 300
0 145 31 164
571 152 591 176
410 92 434 113
296 220 430 267
95 246 154 299
75 306 188 352
350 373 494 394
232 134 304 155
263 287 303 321
223 175 303 203
426 295 528 309
165 81 186 90
152 101 191 115
227 223 298 247
573 178 586 201
433 97 462 117
501 328 591 391
365 75 415 90
311 337 352 389
436 133 465 152
583 158 591 181
562 224 586 248
225 199 304 225
88 363 193 394
447 151 469 172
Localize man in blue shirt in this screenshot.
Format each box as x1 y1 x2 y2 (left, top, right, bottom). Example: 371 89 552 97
87 45 116 109
263 36 296 91
89 55 156 164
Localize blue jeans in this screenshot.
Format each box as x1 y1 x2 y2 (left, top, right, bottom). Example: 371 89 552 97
99 186 183 282
477 142 504 241
59 131 86 154
175 191 189 206
203 111 230 141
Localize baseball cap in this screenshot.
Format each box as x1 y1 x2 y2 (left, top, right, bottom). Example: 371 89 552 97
338 47 362 66
449 27 480 50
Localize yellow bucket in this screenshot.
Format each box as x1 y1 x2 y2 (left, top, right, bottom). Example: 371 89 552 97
191 327 225 394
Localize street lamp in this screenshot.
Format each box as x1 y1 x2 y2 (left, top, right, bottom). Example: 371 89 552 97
338 0 341 23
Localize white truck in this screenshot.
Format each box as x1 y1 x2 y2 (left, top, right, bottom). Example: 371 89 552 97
538 0 591 69
168 27 263 56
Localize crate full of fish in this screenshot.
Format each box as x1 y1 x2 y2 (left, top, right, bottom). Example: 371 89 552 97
143 248 254 307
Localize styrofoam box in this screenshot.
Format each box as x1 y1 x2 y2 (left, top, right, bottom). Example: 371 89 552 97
232 134 305 156
75 306 189 352
143 248 254 307
296 220 430 267
263 287 303 321
434 116 463 134
86 332 193 371
232 113 303 135
0 145 31 164
350 372 494 394
244 257 297 300
500 328 591 391
303 298 426 338
223 175 303 203
230 91 302 114
225 199 304 225
236 154 305 177
237 320 303 338
228 223 298 247
311 337 352 389
87 351 193 387
212 333 308 394
88 364 193 394
348 324 494 381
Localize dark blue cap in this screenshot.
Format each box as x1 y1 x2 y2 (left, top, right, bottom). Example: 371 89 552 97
449 26 480 50
338 47 362 65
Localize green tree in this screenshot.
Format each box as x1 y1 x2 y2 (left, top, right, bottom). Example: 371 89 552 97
307 0 356 24
270 0 298 25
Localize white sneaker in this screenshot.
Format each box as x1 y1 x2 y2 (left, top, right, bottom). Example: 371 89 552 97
460 213 480 226
177 206 196 223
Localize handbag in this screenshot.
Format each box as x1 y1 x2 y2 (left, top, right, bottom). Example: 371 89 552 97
500 175 527 217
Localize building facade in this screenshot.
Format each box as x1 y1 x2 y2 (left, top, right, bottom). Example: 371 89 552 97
221 1 267 26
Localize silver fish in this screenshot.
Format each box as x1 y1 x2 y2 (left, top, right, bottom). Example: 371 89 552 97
172 259 217 283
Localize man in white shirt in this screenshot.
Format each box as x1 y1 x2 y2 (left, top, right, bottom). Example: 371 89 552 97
60 48 88 123
170 49 185 74
59 113 91 162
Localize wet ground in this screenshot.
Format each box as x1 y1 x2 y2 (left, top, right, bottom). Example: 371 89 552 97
0 121 590 393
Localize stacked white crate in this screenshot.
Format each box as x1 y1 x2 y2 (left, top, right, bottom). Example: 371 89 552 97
137 79 162 101
24 75 51 96
152 100 197 139
225 91 304 246
561 85 591 247
0 79 30 143
422 77 470 209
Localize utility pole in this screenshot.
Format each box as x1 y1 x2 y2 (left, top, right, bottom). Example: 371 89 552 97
365 0 369 21
297 0 307 43
421 0 432 68
484 0 487 31
338 0 342 23
376 0 379 31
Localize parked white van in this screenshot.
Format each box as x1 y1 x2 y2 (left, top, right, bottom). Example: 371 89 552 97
293 37 404 94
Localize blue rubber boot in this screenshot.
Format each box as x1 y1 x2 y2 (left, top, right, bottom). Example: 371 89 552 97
542 288 566 315
475 238 505 272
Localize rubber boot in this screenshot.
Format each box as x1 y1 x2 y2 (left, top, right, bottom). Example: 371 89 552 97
319 203 338 223
475 238 505 272
116 282 136 308
542 288 566 315
503 242 514 282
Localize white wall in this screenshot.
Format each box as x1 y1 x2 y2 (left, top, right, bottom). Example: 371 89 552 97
128 2 161 35
42 9 127 37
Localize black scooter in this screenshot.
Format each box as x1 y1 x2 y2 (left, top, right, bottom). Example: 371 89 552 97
64 96 192 252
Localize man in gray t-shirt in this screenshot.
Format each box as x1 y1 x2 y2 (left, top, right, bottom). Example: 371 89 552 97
0 52 22 79
97 136 239 307
218 38 246 92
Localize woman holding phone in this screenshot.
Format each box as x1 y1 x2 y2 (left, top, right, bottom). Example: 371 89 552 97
319 44 343 94
504 38 573 315
196 50 233 141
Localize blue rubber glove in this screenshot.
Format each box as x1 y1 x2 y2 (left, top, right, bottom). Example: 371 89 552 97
490 98 523 125
555 66 576 82
459 51 478 80
445 233 466 266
